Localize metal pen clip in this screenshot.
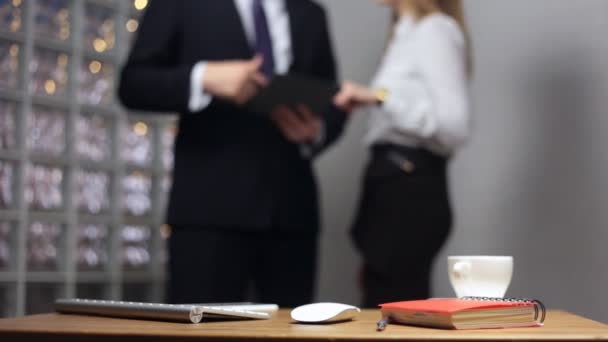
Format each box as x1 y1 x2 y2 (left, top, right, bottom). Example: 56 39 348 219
376 315 389 331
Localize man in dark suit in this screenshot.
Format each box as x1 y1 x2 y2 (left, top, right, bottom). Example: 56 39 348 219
118 0 345 307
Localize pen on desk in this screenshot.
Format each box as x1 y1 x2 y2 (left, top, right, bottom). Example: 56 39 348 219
376 315 389 331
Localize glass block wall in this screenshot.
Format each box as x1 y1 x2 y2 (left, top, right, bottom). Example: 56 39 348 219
0 0 176 317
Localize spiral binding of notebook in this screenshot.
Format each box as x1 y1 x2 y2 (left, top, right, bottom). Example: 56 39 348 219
461 297 546 325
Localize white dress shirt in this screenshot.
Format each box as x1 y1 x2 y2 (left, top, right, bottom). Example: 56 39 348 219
365 13 471 156
189 0 292 112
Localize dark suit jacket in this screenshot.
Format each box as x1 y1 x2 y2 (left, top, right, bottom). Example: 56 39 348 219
118 0 346 232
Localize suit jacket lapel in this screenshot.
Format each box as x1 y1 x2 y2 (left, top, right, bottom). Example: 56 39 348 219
285 0 306 72
216 0 253 58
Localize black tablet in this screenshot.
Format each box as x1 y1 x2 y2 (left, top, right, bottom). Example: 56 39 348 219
246 74 339 116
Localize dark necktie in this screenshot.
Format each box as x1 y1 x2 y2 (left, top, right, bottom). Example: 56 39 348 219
252 0 275 77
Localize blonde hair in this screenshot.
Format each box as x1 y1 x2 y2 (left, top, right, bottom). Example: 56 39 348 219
392 0 473 76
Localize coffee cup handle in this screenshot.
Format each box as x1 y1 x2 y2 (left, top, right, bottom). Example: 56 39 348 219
452 261 472 280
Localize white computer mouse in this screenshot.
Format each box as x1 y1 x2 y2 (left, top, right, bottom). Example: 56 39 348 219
290 302 360 323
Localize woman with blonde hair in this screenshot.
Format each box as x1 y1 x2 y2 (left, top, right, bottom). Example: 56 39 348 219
334 0 472 307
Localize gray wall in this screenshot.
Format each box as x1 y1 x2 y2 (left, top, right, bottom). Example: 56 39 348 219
313 0 608 322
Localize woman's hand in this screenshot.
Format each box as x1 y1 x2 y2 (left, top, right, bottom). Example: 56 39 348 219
333 81 379 112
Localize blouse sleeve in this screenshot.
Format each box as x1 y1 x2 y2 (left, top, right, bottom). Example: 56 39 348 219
378 16 471 149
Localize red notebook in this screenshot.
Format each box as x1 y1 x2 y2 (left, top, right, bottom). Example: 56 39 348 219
379 297 545 330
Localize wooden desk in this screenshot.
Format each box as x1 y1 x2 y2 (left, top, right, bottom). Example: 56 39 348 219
0 310 606 342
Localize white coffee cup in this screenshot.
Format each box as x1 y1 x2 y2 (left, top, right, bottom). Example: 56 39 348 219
447 256 513 298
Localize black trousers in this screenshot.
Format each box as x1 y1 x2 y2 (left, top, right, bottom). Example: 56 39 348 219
168 227 318 308
351 145 452 308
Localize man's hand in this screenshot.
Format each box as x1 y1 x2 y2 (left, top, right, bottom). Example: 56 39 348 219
271 104 321 144
203 56 268 105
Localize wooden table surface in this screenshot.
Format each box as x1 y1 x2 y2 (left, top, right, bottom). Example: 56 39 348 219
0 309 606 342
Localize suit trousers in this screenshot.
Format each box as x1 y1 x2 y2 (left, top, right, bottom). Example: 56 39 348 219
168 226 318 308
351 144 452 308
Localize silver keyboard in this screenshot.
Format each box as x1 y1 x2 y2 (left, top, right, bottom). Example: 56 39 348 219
55 298 276 323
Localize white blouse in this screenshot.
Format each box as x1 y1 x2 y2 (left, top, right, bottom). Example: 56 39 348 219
364 13 471 156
